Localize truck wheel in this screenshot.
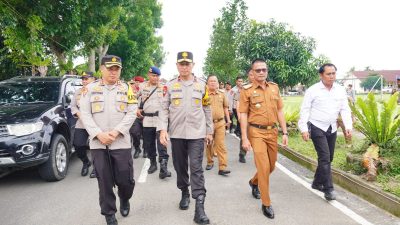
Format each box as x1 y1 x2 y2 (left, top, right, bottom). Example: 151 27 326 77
39 134 69 181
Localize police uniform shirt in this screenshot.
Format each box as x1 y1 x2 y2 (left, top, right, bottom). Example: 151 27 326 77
71 87 85 129
209 89 229 128
298 81 353 133
239 81 283 126
80 80 137 150
138 83 164 128
158 76 213 139
233 88 241 109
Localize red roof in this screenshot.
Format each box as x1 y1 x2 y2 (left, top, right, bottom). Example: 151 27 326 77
352 70 400 82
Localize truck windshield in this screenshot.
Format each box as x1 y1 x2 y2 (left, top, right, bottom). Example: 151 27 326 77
0 81 60 104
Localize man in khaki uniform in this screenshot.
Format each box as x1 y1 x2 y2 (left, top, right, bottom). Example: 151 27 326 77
159 51 213 225
240 58 288 219
71 71 95 176
205 75 231 175
137 66 171 179
80 55 137 225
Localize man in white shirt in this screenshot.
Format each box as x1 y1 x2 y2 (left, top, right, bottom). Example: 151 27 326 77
298 63 352 201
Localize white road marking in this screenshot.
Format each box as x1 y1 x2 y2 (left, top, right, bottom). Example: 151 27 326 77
227 133 373 225
276 163 373 225
138 158 150 183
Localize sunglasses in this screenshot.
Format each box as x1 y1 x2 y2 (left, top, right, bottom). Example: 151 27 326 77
253 68 267 73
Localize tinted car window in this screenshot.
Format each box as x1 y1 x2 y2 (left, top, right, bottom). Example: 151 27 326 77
0 81 60 104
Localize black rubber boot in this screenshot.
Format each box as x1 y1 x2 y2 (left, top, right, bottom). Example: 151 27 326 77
148 158 157 174
179 188 190 210
159 158 172 179
193 195 210 224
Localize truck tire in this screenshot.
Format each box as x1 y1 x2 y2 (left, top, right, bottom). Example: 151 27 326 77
38 134 69 181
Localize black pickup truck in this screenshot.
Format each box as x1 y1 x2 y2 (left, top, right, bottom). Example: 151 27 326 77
0 75 81 181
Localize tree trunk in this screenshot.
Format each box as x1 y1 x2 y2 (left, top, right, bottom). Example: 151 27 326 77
88 49 96 72
97 44 109 67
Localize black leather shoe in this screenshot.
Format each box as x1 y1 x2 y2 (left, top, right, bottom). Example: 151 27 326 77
159 159 172 179
89 168 96 178
105 214 118 225
239 155 246 163
120 199 130 217
81 162 91 176
311 183 324 192
262 205 274 219
218 170 231 176
249 180 261 199
205 164 213 170
194 195 210 224
143 151 148 158
324 191 336 201
148 158 158 174
133 147 141 159
179 189 190 210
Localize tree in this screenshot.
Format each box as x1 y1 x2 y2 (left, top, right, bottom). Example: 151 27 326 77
361 75 385 91
203 0 248 83
238 20 323 88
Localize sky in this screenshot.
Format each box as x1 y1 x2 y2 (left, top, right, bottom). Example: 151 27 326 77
158 0 400 79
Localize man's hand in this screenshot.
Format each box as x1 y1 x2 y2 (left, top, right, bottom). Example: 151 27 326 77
108 130 120 139
301 132 310 141
242 138 252 151
345 129 352 138
97 132 114 145
281 134 289 147
205 134 213 145
160 130 169 146
136 109 144 118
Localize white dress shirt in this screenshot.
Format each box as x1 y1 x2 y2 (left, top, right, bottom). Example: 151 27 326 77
298 81 353 133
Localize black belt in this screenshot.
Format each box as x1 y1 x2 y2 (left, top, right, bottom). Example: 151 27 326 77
213 118 224 123
143 111 159 117
249 123 276 130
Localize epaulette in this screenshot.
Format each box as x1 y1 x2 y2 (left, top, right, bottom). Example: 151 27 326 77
169 77 178 82
243 83 253 90
217 89 225 93
267 81 278 86
197 76 207 83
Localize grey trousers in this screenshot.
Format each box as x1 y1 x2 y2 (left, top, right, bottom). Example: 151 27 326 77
171 138 206 199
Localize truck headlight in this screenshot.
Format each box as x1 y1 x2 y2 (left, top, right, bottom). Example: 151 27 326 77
7 122 44 137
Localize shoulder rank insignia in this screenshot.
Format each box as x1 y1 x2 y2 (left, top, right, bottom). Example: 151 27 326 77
243 83 253 90
268 81 278 86
127 84 138 104
217 89 225 93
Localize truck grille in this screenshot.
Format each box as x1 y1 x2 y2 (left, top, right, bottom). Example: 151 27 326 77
0 125 9 137
0 149 11 158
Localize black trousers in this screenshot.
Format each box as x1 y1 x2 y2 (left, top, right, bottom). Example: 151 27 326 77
91 148 135 216
143 127 169 161
73 128 89 164
310 123 337 192
129 118 143 148
171 138 206 199
232 108 241 135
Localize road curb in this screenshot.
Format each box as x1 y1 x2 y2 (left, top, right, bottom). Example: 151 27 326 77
278 144 400 217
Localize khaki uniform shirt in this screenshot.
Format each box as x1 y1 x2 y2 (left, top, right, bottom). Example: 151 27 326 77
209 89 229 129
80 80 137 150
138 83 164 128
70 87 85 129
158 76 213 139
239 81 283 126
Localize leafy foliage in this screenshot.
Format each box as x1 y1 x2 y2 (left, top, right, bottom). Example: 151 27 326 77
360 75 385 91
349 92 400 150
284 107 300 135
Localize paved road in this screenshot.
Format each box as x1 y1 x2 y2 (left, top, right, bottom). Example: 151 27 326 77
0 133 399 225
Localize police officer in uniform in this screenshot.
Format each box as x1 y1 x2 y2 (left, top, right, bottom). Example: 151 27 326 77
71 71 95 176
129 76 146 158
137 66 171 179
239 58 288 219
80 55 137 225
205 75 231 175
159 51 213 224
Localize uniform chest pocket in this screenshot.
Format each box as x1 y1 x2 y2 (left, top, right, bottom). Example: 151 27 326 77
116 94 128 112
90 95 105 114
250 96 265 111
192 92 203 108
171 92 183 107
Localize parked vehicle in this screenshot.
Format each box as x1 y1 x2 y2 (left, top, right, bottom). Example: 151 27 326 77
0 75 81 181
